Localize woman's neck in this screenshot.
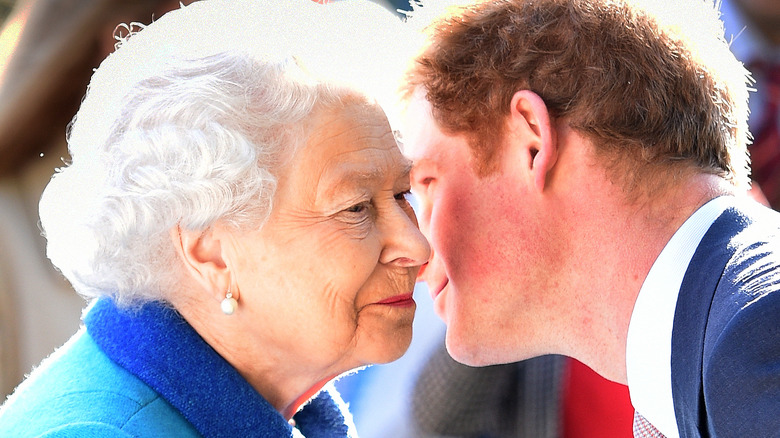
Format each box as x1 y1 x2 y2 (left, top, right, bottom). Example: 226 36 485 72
172 296 344 420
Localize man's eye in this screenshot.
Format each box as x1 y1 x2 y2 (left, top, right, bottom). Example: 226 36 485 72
418 177 434 187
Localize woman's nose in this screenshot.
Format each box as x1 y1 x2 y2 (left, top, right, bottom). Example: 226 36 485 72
379 208 432 268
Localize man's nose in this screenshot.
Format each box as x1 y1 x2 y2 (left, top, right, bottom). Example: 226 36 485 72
415 247 434 282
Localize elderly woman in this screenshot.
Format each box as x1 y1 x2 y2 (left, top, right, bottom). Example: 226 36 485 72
0 1 429 436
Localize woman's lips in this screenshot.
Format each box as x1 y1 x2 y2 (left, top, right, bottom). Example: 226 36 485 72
375 292 415 307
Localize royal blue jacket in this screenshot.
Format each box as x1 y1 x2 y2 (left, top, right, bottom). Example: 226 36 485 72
0 298 357 437
672 199 780 437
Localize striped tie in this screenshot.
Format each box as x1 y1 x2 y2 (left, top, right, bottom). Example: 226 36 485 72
748 61 780 209
633 411 667 438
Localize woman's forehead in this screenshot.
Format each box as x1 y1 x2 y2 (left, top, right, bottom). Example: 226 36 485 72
304 101 400 166
281 100 410 198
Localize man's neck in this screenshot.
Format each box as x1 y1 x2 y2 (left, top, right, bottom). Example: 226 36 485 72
558 173 733 383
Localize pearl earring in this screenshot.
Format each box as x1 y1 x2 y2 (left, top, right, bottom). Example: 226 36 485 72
221 286 238 315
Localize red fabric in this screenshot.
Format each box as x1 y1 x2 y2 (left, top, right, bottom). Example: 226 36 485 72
562 358 634 438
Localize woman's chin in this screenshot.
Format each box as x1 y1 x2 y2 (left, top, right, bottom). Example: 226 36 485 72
360 329 414 365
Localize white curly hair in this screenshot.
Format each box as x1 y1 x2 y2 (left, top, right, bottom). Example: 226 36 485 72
38 0 408 307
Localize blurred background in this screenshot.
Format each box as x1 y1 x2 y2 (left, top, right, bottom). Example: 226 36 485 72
1 1 777 437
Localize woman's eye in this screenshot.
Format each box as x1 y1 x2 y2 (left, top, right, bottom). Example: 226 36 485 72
394 190 412 202
344 202 370 214
395 190 415 210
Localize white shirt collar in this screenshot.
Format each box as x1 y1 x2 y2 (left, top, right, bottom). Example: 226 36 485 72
626 196 732 438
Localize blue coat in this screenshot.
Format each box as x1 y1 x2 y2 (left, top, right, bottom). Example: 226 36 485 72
0 298 357 437
672 199 780 437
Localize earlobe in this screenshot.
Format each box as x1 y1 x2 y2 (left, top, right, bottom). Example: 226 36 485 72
508 90 558 192
170 225 232 302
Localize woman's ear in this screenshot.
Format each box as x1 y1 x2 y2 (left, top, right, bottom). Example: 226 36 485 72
507 90 557 192
170 225 232 302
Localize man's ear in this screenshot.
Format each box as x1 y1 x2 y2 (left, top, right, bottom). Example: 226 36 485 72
507 90 557 192
170 225 232 302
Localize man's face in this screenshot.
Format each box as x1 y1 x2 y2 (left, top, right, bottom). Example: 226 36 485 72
401 91 559 366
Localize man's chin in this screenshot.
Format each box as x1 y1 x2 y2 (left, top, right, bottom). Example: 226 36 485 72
444 330 498 367
444 327 534 367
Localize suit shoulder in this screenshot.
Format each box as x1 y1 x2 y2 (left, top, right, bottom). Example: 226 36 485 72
703 285 780 436
710 203 780 327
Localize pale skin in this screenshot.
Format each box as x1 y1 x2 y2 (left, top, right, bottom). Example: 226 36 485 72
403 88 734 383
168 97 430 419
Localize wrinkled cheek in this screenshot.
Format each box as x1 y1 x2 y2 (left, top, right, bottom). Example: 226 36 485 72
353 306 415 364
307 287 359 348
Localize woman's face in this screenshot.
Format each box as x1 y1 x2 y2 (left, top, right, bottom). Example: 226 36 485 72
228 98 430 377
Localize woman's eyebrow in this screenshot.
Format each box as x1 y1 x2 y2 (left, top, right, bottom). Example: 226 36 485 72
319 159 413 199
396 159 413 182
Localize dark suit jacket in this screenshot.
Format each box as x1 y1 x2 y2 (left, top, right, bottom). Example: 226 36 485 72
672 198 780 437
